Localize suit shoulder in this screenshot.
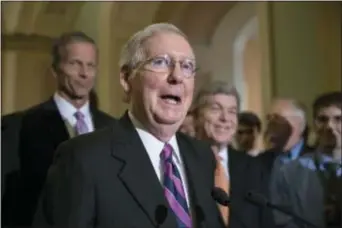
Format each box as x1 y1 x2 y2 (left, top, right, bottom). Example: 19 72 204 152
20 100 53 123
24 100 51 114
56 123 117 161
96 110 114 119
177 132 212 152
94 109 116 123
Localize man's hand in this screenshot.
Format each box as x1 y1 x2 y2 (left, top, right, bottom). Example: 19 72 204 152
264 114 293 151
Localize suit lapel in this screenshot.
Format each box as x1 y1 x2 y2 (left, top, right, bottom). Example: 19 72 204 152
42 98 70 147
228 147 252 228
176 134 211 226
91 108 108 130
228 147 245 194
110 112 177 227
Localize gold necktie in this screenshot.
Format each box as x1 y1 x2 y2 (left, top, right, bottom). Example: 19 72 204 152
214 153 230 227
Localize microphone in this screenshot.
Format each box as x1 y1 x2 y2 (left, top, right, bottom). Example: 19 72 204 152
246 191 319 228
211 187 230 206
154 204 168 228
211 187 249 228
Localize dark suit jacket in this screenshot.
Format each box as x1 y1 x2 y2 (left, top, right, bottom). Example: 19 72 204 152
256 143 313 228
227 147 270 228
269 152 327 228
1 112 25 227
34 112 225 228
7 98 114 227
1 112 24 194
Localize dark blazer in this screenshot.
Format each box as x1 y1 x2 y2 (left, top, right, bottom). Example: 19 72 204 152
1 112 25 227
7 98 115 227
34 112 225 228
269 153 327 228
256 143 313 228
227 147 270 228
1 112 24 194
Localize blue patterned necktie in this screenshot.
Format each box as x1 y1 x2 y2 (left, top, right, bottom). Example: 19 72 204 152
161 143 192 228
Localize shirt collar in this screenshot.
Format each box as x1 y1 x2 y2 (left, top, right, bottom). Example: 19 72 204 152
289 138 304 159
54 92 90 119
128 111 181 163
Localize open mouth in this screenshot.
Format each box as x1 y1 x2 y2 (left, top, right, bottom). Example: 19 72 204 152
160 94 182 104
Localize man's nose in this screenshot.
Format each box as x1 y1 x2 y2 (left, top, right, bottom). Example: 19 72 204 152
79 65 88 78
168 63 184 84
219 111 229 122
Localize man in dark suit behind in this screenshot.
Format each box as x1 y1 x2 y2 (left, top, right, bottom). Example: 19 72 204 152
258 99 310 176
270 92 342 228
192 81 269 228
34 23 224 228
1 112 24 227
7 31 114 227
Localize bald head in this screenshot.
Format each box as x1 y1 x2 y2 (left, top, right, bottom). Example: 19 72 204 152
268 98 307 150
271 99 306 124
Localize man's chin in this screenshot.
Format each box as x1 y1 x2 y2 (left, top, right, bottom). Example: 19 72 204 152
213 137 231 147
154 114 182 126
69 92 88 100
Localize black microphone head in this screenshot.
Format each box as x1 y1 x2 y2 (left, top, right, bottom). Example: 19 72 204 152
211 187 230 206
245 191 268 207
155 204 168 225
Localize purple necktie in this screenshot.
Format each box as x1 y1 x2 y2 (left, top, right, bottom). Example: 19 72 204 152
74 111 88 135
161 143 192 228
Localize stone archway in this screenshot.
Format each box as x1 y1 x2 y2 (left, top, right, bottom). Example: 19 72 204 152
233 16 260 112
209 2 257 87
1 2 86 113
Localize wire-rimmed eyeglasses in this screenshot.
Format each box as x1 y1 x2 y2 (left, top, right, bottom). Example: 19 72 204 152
134 54 198 78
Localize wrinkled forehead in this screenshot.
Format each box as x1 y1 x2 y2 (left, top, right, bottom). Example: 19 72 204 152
144 32 195 59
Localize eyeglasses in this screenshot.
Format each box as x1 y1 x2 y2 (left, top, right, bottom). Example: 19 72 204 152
135 54 198 78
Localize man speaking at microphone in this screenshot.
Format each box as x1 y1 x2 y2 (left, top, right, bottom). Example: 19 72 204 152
34 23 224 228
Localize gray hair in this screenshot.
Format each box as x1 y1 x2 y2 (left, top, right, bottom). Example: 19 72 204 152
119 23 188 71
192 80 241 114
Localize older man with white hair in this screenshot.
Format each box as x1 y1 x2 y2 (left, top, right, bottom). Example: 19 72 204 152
258 98 310 174
257 98 310 228
34 23 225 228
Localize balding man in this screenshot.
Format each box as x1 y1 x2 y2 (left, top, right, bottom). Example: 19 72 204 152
256 98 311 227
258 98 310 174
269 99 308 157
34 23 224 228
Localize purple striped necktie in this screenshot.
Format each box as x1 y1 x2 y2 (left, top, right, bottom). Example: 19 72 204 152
161 143 192 228
74 111 89 135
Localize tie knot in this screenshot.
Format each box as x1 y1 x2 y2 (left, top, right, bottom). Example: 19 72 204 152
74 111 85 120
160 143 173 162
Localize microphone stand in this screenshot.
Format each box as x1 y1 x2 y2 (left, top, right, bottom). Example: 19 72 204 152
246 192 319 228
264 200 318 228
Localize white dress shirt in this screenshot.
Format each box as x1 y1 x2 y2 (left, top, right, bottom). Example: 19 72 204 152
217 146 230 180
53 92 94 137
128 112 191 206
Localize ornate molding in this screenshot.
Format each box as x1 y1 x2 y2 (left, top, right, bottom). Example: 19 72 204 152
2 33 54 52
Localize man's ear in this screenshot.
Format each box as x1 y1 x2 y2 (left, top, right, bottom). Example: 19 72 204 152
119 67 132 103
51 66 58 78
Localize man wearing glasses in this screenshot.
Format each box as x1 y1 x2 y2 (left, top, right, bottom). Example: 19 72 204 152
35 23 225 228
